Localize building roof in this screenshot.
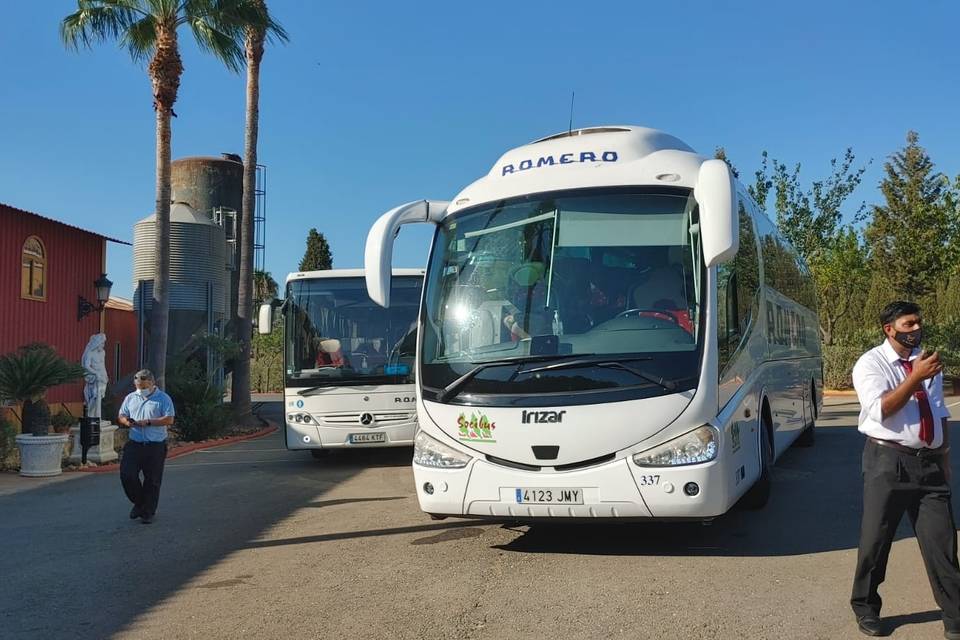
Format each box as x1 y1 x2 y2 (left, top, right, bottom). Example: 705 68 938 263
106 296 134 311
1 202 132 245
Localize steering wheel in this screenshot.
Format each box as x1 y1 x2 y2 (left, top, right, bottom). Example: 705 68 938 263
615 308 681 325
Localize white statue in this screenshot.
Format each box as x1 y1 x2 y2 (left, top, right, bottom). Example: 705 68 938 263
82 333 108 421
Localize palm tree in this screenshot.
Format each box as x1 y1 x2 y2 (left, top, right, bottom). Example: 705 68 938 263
234 0 286 423
61 0 269 387
0 345 87 437
253 269 279 307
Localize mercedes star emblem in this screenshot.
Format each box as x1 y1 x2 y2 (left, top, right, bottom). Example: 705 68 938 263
359 413 374 426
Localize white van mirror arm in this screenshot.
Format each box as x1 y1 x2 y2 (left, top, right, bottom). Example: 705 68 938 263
364 200 449 307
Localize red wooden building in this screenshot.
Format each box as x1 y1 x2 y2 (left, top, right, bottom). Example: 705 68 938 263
0 202 132 420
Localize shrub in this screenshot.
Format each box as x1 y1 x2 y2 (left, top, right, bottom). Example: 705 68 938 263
0 417 16 470
50 410 76 434
823 343 865 390
165 335 238 442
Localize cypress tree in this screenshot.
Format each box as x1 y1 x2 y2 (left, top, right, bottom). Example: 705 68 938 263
865 131 955 301
299 229 333 271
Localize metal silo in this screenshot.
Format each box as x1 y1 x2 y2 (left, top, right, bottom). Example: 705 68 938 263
171 154 243 321
133 202 229 363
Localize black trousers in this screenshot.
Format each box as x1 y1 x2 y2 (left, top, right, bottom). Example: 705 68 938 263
851 439 960 629
120 440 168 516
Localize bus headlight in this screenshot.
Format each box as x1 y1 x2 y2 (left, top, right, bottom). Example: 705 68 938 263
413 431 471 469
632 425 719 467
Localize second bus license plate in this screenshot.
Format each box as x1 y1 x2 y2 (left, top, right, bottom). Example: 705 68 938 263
350 432 386 444
515 487 583 505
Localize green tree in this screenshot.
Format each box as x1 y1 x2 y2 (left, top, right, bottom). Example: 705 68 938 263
299 229 333 271
713 147 740 179
763 149 868 262
234 0 287 425
61 0 270 386
809 227 869 346
865 131 957 301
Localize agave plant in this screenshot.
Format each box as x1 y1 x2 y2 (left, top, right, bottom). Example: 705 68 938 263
0 344 87 437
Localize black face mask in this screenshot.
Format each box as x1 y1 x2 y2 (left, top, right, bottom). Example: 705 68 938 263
894 328 922 349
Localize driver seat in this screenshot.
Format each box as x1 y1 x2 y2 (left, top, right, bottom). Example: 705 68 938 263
630 267 684 310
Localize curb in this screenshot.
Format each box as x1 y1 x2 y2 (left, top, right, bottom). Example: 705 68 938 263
75 422 278 474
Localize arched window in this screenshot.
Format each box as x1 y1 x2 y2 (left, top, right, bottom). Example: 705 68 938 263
21 236 46 301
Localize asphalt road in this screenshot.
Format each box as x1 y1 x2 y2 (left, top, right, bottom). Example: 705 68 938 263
2 397 960 639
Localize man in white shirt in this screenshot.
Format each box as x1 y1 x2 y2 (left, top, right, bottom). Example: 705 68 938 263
851 301 960 638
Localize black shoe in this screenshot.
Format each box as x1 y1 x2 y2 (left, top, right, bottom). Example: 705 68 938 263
129 505 143 520
140 513 154 524
856 615 884 637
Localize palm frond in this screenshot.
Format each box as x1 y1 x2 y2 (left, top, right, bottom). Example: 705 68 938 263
61 1 142 50
121 14 158 62
187 14 244 72
0 345 87 404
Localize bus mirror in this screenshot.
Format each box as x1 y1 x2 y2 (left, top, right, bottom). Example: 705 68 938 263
257 303 274 334
365 199 449 307
695 159 739 267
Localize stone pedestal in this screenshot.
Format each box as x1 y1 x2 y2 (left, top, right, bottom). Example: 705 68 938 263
69 422 119 464
16 433 69 477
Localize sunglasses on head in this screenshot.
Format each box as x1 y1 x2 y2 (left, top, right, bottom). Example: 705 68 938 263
134 376 151 381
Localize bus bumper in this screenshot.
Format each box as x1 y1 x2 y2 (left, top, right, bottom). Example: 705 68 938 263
413 456 730 520
285 420 417 449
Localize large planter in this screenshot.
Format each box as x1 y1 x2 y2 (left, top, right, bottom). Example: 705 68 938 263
15 433 68 477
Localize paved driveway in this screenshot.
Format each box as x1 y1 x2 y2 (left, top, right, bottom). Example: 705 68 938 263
1 397 959 639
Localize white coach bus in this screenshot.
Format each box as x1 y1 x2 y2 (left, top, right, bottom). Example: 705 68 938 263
364 126 821 519
259 269 423 457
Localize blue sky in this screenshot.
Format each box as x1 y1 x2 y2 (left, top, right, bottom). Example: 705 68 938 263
2 1 958 298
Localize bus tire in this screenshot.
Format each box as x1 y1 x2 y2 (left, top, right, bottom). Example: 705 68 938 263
796 382 817 448
741 409 772 510
310 449 330 460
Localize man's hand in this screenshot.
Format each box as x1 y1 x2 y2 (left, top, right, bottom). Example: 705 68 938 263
911 350 943 383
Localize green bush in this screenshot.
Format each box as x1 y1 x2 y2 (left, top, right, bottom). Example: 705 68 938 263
165 334 238 442
0 417 16 469
166 357 233 441
49 410 76 433
823 343 866 390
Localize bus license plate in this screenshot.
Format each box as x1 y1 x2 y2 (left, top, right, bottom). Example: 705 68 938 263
350 433 386 444
515 488 583 505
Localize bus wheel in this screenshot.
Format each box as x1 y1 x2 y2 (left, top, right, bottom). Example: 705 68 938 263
741 417 772 510
796 383 817 448
311 449 330 461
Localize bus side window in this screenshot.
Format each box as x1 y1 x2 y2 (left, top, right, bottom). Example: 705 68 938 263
718 200 761 376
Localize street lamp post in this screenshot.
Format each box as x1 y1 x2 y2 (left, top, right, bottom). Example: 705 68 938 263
78 273 113 321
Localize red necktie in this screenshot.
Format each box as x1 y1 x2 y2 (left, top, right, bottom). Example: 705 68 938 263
900 359 935 445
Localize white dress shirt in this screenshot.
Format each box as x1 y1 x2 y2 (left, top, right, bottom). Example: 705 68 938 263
853 340 950 448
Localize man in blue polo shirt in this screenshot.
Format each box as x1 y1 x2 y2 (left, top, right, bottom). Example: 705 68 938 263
118 369 175 524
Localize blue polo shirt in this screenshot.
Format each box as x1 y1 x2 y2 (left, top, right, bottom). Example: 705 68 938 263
119 388 176 443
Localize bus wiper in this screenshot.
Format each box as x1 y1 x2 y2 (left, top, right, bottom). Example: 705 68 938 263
516 356 678 392
435 353 593 403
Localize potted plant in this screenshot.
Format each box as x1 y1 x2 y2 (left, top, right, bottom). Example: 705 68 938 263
0 344 86 477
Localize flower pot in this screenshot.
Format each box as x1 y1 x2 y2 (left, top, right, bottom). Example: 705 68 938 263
15 433 68 477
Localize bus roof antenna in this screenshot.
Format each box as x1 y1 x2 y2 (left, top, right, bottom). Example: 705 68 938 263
568 91 575 135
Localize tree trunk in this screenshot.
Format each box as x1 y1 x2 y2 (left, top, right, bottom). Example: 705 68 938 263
146 25 182 388
233 25 265 424
22 398 50 437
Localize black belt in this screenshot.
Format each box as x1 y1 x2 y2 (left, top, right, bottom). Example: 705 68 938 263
868 437 948 457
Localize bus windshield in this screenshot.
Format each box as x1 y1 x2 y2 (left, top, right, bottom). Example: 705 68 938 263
420 188 704 402
285 276 422 387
